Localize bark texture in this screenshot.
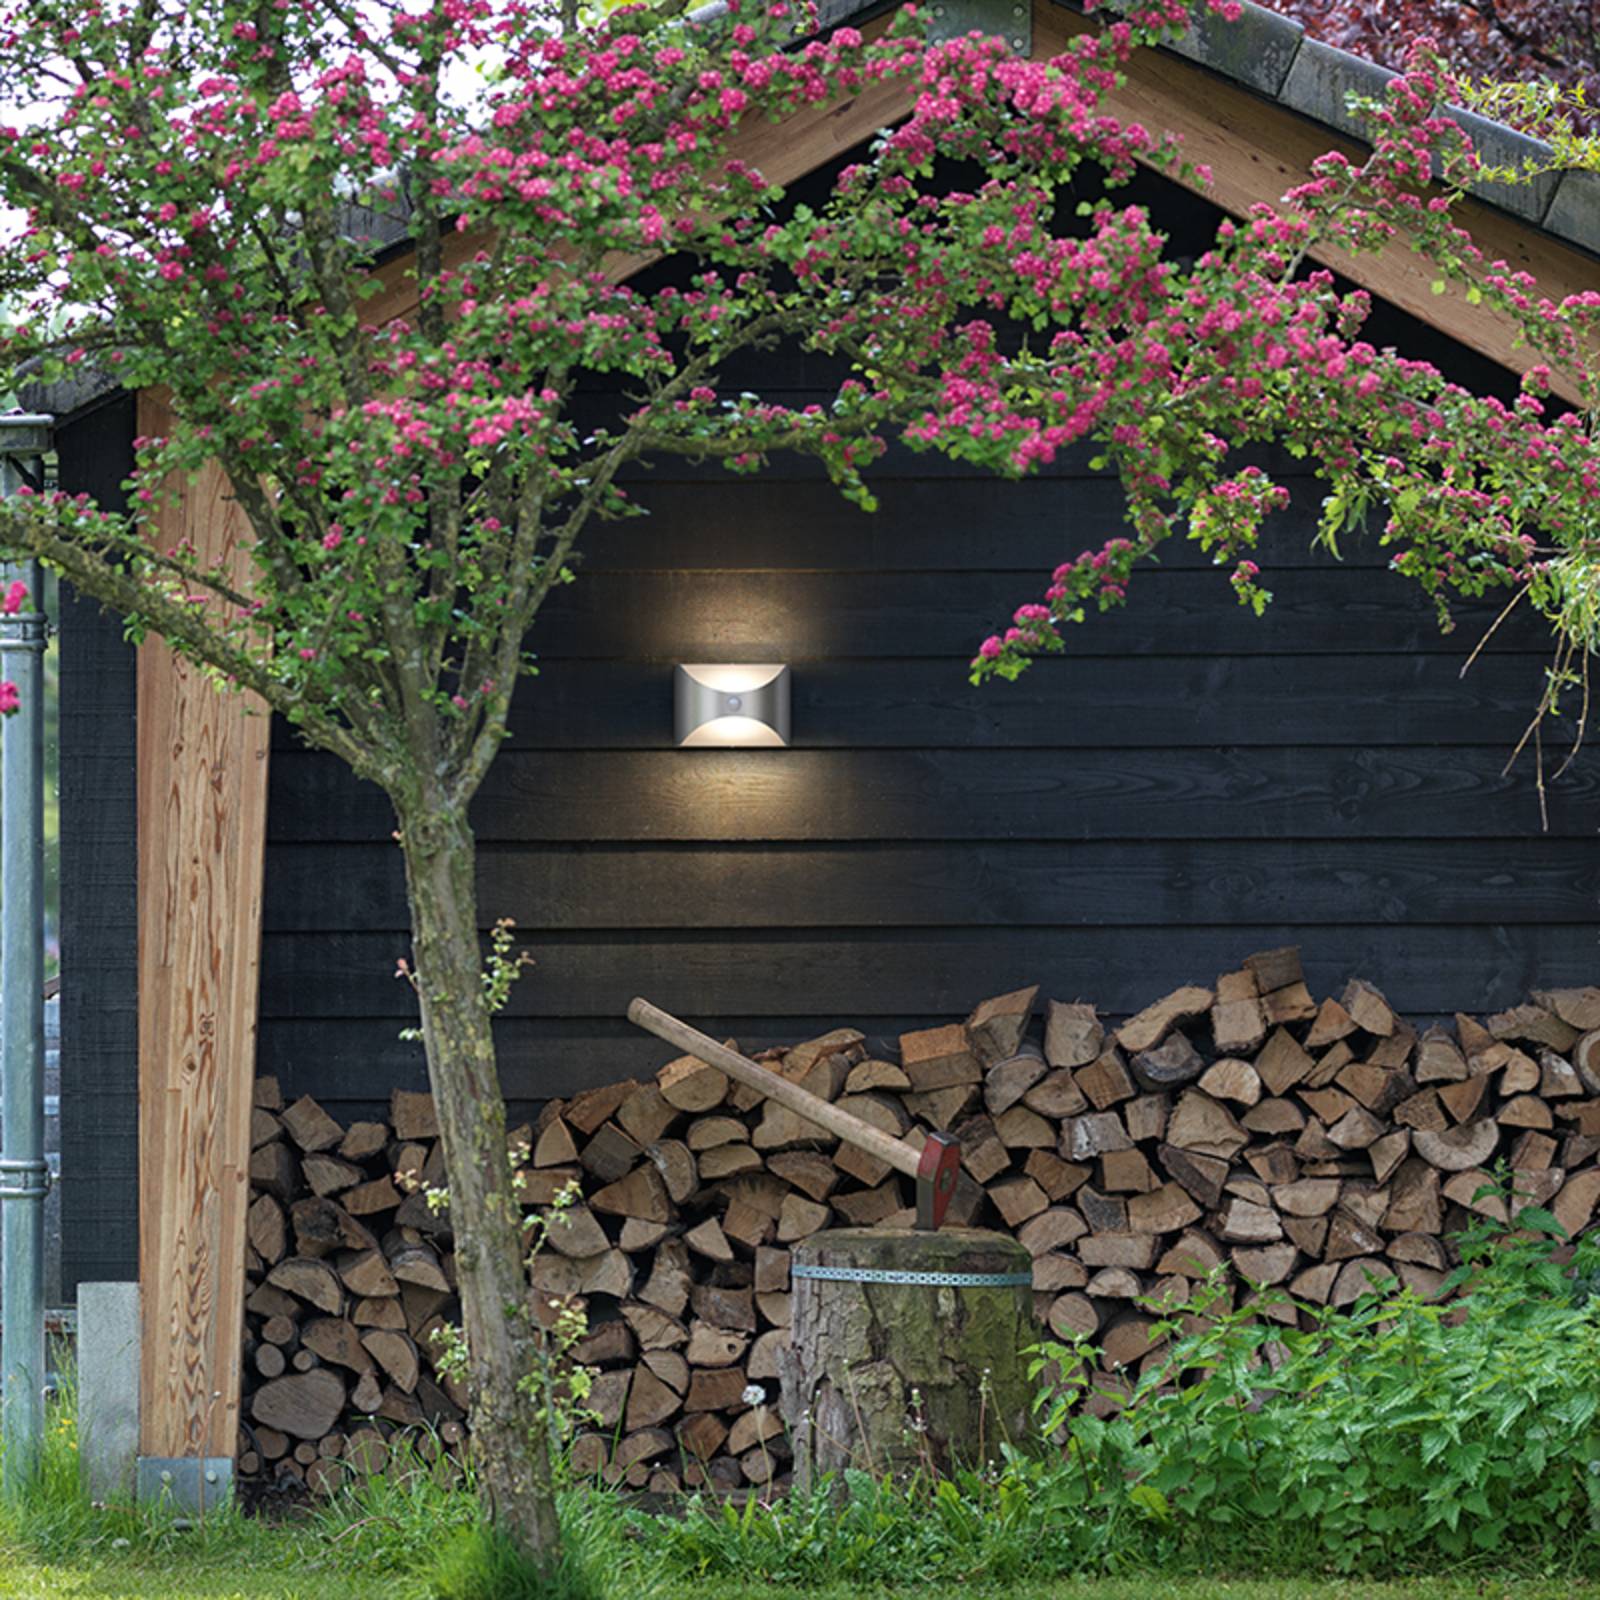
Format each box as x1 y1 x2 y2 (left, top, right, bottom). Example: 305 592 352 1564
399 800 561 1563
778 1226 1033 1489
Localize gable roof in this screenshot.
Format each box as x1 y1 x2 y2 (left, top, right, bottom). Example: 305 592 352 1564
23 0 1596 422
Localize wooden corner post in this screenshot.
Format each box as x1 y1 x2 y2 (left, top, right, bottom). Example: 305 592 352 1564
135 389 271 1495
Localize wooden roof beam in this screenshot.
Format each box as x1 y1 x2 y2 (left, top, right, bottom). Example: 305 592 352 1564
1039 4 1593 405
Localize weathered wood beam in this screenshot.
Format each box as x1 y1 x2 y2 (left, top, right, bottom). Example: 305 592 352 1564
136 387 270 1466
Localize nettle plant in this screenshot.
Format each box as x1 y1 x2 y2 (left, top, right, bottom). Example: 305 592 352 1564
2 0 1598 1559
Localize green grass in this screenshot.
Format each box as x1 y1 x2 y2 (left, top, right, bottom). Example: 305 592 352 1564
674 1588 1600 1600
4 1551 1600 1600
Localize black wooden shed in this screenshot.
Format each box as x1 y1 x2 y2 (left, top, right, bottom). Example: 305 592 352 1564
36 0 1600 1464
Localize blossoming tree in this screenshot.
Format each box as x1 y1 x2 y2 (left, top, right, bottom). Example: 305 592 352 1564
3 0 1598 1560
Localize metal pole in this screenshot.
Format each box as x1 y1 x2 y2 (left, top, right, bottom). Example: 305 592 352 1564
0 414 51 1496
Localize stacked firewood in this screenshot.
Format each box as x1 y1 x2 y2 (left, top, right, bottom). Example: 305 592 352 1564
240 1086 471 1494
240 947 1600 1494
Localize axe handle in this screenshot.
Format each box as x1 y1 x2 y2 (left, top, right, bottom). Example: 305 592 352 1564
627 997 922 1183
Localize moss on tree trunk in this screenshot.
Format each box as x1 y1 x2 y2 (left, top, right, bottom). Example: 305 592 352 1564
778 1227 1035 1490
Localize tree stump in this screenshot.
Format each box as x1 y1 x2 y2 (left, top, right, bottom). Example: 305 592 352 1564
778 1227 1035 1489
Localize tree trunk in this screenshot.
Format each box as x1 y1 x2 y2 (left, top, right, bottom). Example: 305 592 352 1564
397 799 560 1564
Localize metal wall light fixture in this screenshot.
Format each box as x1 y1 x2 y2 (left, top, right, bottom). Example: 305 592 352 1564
674 664 791 748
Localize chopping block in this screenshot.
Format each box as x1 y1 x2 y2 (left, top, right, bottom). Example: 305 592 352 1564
778 1226 1035 1489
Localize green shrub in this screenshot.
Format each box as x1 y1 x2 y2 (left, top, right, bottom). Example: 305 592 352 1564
1028 1205 1600 1576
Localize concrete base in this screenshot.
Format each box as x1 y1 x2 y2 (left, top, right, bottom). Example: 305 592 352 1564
77 1282 139 1503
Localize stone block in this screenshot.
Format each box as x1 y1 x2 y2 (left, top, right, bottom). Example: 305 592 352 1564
78 1282 139 1503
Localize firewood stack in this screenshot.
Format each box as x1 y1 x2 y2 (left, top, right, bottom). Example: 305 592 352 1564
239 947 1600 1494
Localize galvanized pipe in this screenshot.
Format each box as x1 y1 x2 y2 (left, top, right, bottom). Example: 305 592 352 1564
0 414 51 1496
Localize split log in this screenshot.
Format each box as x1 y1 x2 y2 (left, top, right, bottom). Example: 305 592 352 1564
966 986 1038 1066
336 1121 388 1162
361 1331 420 1394
1044 1002 1103 1070
301 1319 374 1375
1116 987 1213 1054
582 1124 643 1184
658 1055 728 1113
248 1196 287 1266
591 1165 673 1223
251 1370 346 1440
1099 1147 1155 1193
1159 1145 1228 1209
1438 1075 1488 1124
845 1060 910 1094
1198 1058 1261 1107
250 1144 299 1204
281 1097 344 1154
899 1024 982 1092
1413 1121 1499 1172
1255 1030 1314 1096
684 1367 749 1413
1130 1032 1205 1094
1126 1184 1201 1235
1075 1049 1135 1110
1341 980 1397 1037
1166 1092 1247 1159
988 1175 1048 1228
267 1258 344 1315
1061 1111 1133 1161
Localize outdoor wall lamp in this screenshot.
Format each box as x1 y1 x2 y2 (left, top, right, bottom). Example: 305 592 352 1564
674 664 791 748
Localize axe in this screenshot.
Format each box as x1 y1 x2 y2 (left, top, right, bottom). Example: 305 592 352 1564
627 997 961 1230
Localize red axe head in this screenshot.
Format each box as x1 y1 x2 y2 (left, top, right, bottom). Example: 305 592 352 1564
915 1131 961 1230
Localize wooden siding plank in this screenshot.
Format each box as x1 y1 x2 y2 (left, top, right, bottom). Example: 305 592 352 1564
478 654 1559 750
555 478 1390 572
526 568 1543 659
596 417 1289 482
267 745 1595 843
135 391 270 1462
256 923 1600 1020
254 911 1600 1092
260 838 1600 933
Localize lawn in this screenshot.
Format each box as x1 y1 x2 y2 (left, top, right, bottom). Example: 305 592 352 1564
4 1540 1600 1600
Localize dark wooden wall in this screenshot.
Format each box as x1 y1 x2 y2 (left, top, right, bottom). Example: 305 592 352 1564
258 195 1600 1123
57 392 140 1294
